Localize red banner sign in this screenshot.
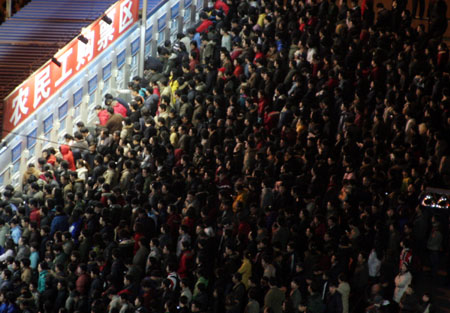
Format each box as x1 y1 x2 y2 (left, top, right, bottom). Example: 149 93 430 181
2 0 139 138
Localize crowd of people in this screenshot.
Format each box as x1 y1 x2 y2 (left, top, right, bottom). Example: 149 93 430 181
2 0 450 313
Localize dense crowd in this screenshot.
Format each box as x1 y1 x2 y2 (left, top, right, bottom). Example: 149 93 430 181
2 0 450 313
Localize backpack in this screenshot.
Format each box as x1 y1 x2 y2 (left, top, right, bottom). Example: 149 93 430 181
167 271 181 295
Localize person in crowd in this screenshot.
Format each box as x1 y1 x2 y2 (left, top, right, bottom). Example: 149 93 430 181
2 0 450 313
394 264 413 305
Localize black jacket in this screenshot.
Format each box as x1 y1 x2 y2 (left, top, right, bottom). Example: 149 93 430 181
325 291 343 313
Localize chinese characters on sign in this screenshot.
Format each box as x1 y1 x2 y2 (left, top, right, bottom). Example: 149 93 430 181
119 0 134 33
3 0 139 138
9 87 29 126
55 48 74 87
98 9 116 51
76 30 95 71
34 66 51 107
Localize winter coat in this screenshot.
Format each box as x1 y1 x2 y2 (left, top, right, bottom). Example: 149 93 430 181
60 145 76 170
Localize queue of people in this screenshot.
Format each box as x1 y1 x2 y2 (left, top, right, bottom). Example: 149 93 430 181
2 0 450 313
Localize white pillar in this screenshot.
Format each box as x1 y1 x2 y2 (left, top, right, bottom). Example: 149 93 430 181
6 0 12 18
139 0 148 78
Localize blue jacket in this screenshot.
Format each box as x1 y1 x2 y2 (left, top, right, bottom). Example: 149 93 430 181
38 270 48 293
6 303 18 313
30 251 39 270
10 226 21 245
50 214 69 235
69 219 82 243
0 302 7 313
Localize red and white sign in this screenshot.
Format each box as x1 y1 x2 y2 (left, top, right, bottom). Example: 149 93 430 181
2 0 139 138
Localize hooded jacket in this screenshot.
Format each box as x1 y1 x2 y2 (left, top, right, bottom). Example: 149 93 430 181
60 145 76 171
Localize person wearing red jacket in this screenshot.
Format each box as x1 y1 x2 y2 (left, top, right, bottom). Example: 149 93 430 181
264 111 280 132
437 43 449 70
213 0 229 15
298 16 307 33
257 90 268 117
95 105 110 126
75 264 91 295
189 51 199 72
152 83 160 98
42 147 57 167
196 12 213 33
110 100 127 118
231 43 243 61
253 45 265 64
233 58 243 78
29 199 41 228
59 144 76 171
178 241 194 279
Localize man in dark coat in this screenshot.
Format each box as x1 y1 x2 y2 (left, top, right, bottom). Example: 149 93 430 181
300 282 324 313
375 3 392 30
264 278 285 313
133 237 150 273
324 282 343 313
429 0 448 38
110 248 127 288
230 272 247 312
50 206 69 236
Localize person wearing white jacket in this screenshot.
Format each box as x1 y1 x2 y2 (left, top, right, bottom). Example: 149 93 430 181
368 248 381 279
393 263 413 303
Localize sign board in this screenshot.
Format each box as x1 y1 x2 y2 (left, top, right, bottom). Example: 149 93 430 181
2 0 139 138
